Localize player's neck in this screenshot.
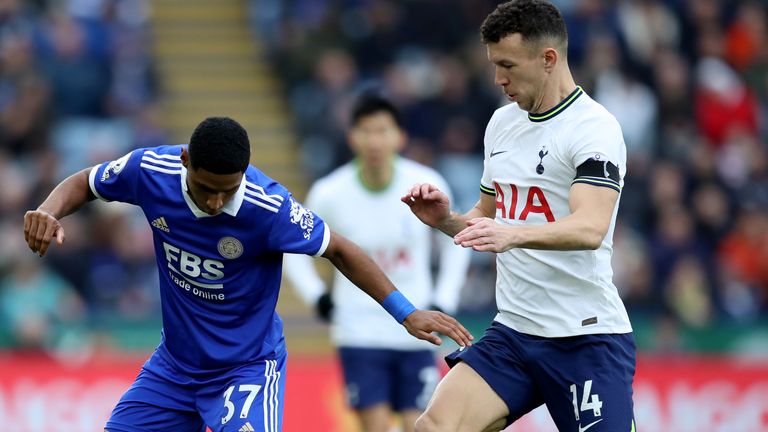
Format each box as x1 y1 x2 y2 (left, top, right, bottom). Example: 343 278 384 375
533 70 577 114
357 161 394 192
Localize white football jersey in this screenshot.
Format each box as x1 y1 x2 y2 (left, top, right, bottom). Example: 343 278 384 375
480 87 632 337
285 158 470 349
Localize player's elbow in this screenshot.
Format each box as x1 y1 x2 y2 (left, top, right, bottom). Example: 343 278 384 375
584 238 602 250
582 226 607 250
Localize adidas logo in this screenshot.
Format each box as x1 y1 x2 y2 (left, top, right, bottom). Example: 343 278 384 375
238 422 255 432
151 216 170 232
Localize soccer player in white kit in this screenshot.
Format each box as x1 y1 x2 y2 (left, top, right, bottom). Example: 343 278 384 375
402 1 636 431
285 93 471 432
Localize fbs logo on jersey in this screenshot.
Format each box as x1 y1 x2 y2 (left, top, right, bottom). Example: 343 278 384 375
238 422 255 432
151 216 170 232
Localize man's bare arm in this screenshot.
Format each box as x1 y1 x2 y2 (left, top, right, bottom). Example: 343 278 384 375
454 184 619 252
24 168 96 255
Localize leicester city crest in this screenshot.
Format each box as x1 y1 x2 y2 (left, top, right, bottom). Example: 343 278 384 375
217 236 243 259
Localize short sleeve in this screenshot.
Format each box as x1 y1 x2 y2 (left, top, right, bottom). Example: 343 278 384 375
267 194 330 257
568 115 627 183
89 149 143 205
480 109 503 196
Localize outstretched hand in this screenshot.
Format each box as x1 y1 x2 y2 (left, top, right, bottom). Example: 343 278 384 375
401 183 451 228
23 210 65 257
402 309 474 347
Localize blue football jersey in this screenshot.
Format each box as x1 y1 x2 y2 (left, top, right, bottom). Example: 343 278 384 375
88 145 330 375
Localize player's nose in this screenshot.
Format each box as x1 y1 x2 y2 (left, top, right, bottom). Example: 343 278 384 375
207 193 225 212
494 67 508 86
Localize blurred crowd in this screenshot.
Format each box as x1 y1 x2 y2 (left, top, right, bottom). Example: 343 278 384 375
0 0 163 355
252 0 768 351
1 0 767 356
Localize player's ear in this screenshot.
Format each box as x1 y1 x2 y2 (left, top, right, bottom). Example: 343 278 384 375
543 47 558 72
180 148 189 168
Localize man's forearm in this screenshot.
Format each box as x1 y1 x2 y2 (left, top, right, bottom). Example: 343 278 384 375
38 168 95 218
510 214 607 251
324 234 395 303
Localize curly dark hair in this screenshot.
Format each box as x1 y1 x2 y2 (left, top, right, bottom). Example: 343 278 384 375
188 117 251 174
480 0 567 51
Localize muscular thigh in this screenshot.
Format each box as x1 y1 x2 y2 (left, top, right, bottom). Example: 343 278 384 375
420 322 560 431
442 322 545 426
532 332 637 432
105 358 204 432
421 362 509 432
197 355 287 432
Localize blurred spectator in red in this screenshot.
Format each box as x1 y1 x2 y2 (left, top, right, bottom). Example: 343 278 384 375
694 57 759 147
725 1 766 71
718 204 768 310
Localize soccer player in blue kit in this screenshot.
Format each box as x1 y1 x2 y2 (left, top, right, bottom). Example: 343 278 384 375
23 117 473 432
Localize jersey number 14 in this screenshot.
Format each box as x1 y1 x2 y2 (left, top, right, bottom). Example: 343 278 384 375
570 380 603 421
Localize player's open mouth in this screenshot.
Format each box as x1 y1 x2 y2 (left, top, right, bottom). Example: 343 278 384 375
506 93 516 101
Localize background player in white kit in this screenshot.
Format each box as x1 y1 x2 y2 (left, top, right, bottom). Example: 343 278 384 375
402 1 637 431
285 93 471 432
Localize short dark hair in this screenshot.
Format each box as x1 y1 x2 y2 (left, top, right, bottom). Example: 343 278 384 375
480 0 567 51
350 92 403 128
188 117 250 174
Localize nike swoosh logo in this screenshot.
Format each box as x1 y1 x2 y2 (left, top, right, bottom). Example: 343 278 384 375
578 419 603 432
490 150 507 157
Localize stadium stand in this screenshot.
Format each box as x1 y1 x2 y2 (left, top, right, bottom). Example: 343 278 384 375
1 0 768 430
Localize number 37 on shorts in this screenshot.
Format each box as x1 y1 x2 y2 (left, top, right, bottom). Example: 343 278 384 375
208 359 285 432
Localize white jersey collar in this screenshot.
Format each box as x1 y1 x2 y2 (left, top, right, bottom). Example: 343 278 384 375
180 165 246 218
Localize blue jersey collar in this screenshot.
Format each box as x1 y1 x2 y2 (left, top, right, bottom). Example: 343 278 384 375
180 165 246 218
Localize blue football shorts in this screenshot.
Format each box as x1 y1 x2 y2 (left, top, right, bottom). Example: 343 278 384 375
106 350 286 432
445 321 636 431
338 347 440 412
